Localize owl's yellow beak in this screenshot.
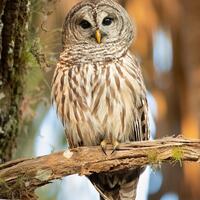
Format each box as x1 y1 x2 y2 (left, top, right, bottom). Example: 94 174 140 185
95 29 101 44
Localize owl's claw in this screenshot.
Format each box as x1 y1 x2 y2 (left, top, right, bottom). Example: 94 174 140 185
111 140 119 154
100 140 120 155
100 140 108 155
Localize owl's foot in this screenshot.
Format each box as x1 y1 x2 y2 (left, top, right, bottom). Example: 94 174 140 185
100 140 108 155
100 140 120 155
111 140 120 154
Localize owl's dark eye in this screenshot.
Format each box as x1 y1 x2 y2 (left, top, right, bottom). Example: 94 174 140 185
102 17 113 26
79 20 91 29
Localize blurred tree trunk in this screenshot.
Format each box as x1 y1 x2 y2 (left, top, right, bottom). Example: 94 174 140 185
170 0 200 198
0 0 29 162
180 0 200 140
179 0 200 199
150 0 200 199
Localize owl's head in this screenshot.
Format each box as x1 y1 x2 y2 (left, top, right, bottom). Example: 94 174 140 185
62 0 135 49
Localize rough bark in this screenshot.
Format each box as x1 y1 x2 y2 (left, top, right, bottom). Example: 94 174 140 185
0 137 199 199
0 0 29 162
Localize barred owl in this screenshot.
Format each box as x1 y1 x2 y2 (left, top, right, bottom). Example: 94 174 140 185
52 0 149 199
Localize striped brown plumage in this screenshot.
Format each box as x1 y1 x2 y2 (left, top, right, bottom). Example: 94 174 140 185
52 0 149 199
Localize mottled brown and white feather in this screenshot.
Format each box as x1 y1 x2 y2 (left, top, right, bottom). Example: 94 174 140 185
52 50 148 147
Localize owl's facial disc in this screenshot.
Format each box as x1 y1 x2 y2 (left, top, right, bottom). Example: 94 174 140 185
75 10 125 44
63 1 135 47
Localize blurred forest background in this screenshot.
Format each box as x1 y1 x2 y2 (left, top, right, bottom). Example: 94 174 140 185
0 0 199 200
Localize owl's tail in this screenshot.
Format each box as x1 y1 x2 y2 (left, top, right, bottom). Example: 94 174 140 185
99 178 139 200
89 168 141 200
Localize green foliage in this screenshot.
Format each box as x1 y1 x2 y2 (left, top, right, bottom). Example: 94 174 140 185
172 147 183 166
22 40 43 93
0 175 30 199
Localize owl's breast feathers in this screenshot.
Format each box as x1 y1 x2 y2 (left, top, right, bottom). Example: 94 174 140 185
52 51 149 148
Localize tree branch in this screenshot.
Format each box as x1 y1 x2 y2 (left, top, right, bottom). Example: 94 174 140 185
0 136 199 199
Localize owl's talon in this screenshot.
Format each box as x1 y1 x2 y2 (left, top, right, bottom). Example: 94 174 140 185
111 140 119 154
100 140 108 155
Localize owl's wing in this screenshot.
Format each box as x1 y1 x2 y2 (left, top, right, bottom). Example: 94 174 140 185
133 97 149 141
128 55 150 142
